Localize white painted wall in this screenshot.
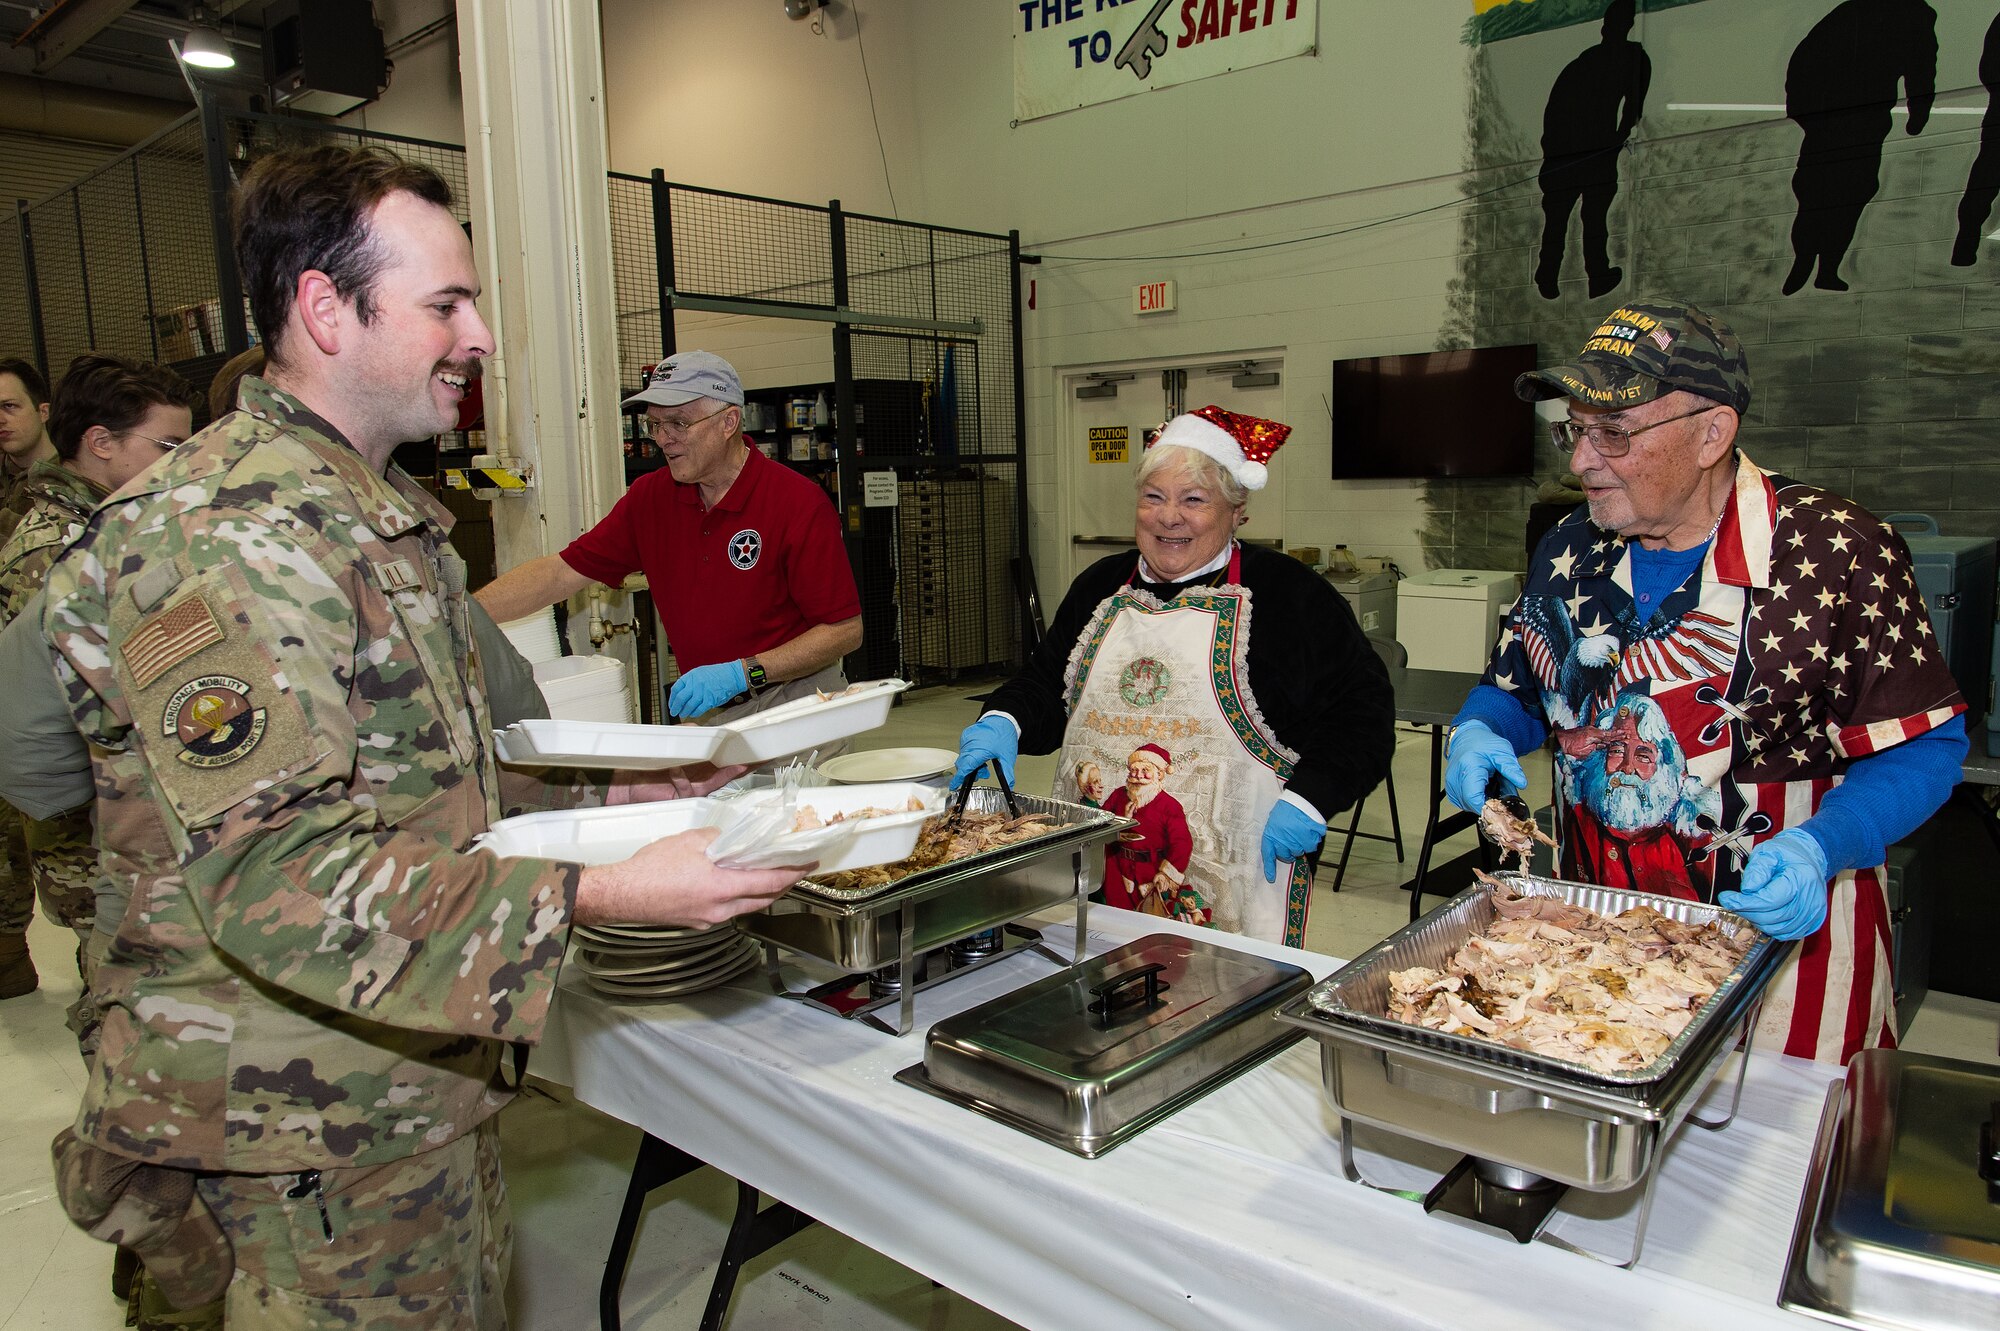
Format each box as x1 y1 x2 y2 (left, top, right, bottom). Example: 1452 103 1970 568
335 0 465 144
593 0 1481 606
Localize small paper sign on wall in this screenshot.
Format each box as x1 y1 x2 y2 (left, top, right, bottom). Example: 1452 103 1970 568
863 470 900 507
1089 426 1130 464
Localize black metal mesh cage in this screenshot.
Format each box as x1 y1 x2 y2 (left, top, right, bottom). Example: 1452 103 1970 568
16 108 1026 692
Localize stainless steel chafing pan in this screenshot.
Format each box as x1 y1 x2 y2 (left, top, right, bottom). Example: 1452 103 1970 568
1275 871 1792 1267
734 789 1132 1034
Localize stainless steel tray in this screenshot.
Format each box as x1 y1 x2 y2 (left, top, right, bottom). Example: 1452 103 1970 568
896 934 1311 1157
787 789 1125 905
1781 1049 2000 1331
1294 869 1781 1088
1276 871 1792 1198
734 790 1132 1032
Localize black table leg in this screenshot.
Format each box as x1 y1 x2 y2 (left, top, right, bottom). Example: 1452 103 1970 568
699 1180 821 1331
600 1132 706 1331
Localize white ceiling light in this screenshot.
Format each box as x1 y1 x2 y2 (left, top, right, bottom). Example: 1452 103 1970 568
179 7 235 69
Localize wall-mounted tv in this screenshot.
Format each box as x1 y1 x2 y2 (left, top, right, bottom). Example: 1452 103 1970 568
1330 344 1539 480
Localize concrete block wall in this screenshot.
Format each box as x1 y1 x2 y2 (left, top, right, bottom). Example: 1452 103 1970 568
1441 85 2000 567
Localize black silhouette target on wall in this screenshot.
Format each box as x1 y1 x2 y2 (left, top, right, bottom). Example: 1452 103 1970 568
1954 12 2000 266
1535 0 1652 301
1781 0 1938 295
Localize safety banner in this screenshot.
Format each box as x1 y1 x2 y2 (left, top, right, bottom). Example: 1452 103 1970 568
1013 0 1318 123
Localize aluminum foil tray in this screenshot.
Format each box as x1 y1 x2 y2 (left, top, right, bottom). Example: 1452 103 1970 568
786 788 1124 906
1294 870 1783 1089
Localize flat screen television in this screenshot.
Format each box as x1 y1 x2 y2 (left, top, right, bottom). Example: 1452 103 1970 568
1330 344 1539 480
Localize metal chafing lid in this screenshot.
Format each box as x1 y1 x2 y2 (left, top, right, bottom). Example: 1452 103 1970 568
1784 1048 2000 1330
920 934 1311 1141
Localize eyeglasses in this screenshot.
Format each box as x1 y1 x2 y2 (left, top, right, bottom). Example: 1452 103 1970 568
123 432 184 453
644 404 732 440
1549 404 1719 458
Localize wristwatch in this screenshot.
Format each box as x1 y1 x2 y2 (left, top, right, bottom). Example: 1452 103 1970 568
744 658 768 693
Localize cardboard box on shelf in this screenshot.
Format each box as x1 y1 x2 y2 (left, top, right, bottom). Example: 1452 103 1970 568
153 305 210 361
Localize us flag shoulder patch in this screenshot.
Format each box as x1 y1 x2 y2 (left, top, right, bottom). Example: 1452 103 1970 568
124 594 224 689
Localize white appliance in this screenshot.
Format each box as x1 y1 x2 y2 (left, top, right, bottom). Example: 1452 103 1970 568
1325 570 1398 639
1396 568 1516 673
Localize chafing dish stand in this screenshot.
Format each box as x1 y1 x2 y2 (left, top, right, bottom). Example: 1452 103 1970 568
1283 871 1791 1269
741 790 1128 1035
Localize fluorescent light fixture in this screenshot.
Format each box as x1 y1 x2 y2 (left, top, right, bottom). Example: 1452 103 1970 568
180 22 235 69
1666 102 1982 114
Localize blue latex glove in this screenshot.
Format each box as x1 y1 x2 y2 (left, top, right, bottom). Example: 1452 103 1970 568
1261 801 1327 883
952 715 1018 790
1444 721 1528 814
1718 828 1830 941
667 659 749 720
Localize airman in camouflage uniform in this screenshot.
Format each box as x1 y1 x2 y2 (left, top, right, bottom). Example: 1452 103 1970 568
0 357 53 1000
0 354 199 1050
0 459 109 1020
40 145 804 1329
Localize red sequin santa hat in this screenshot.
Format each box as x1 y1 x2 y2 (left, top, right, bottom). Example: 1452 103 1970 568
1130 742 1172 771
1150 405 1291 492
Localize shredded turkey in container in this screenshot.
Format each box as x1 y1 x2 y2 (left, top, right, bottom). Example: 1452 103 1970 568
1387 873 1755 1075
810 810 1059 892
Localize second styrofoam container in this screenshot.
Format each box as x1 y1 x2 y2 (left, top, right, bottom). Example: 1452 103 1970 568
711 678 910 766
494 718 723 769
706 780 941 873
475 798 724 864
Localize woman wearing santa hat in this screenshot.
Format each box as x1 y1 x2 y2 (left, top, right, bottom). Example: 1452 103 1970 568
952 407 1394 946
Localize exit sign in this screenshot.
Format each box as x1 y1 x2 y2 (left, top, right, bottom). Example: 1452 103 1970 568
1133 280 1177 315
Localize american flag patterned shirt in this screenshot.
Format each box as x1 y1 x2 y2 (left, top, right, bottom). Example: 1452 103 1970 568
1480 452 1964 1062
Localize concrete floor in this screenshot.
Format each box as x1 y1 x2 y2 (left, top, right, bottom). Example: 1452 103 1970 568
3 680 1994 1330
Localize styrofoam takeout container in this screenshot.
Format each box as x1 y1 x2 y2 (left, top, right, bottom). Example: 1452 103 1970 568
475 780 941 877
474 798 724 864
493 718 725 770
703 780 941 874
710 679 911 766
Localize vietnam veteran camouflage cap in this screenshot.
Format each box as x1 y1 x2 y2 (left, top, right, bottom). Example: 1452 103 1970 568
1514 300 1751 415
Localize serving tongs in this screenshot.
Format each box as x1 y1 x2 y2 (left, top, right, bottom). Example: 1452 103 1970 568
947 759 1022 827
1477 771 1536 847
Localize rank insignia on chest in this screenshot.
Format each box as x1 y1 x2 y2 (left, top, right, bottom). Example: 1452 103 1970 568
162 675 268 768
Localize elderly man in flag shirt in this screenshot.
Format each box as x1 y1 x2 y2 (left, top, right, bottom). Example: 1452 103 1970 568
1444 300 1967 1065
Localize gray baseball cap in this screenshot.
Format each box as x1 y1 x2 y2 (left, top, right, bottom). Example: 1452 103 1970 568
621 350 744 409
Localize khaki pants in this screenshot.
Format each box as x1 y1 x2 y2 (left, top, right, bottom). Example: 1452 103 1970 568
196 1119 510 1330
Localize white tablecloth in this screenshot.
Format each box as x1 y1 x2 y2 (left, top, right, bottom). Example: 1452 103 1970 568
537 907 1836 1331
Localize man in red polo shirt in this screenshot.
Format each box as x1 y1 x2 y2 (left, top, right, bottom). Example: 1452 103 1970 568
478 351 862 723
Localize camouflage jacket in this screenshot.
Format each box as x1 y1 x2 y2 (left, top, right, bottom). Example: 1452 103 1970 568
45 375 585 1173
0 450 36 546
0 459 105 627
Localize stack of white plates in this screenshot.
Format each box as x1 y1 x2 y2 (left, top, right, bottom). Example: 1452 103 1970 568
569 922 761 1000
498 609 563 665
534 656 633 724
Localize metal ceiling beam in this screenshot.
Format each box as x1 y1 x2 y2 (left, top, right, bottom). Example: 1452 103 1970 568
21 0 141 74
212 0 259 15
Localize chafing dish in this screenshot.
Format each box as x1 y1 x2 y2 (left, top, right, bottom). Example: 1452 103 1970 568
734 789 1131 1034
1276 870 1791 1266
1781 1048 2000 1330
896 933 1311 1157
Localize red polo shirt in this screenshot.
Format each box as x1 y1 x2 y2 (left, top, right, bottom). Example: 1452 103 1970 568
559 447 860 670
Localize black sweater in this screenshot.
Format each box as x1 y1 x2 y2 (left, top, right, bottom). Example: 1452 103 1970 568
984 544 1394 820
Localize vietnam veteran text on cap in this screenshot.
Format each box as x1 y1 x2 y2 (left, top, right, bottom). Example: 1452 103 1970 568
1514 300 1751 415
621 350 745 409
